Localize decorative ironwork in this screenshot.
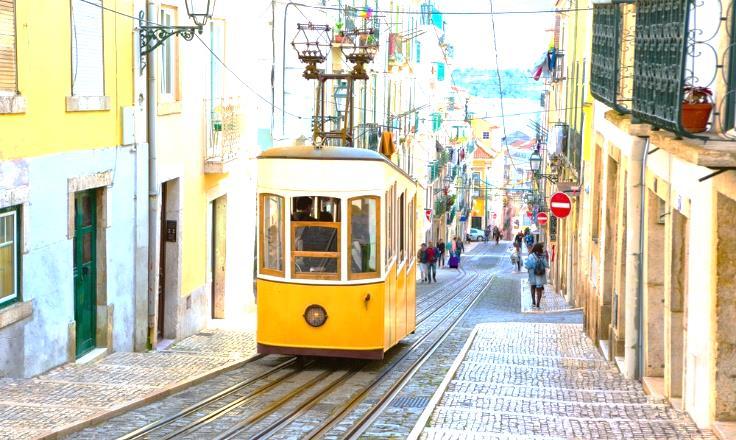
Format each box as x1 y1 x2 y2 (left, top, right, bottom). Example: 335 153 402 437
292 23 332 79
341 28 379 80
139 11 200 73
591 4 623 112
206 97 241 163
631 0 691 136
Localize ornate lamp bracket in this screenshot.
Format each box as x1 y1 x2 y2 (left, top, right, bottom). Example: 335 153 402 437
139 11 201 73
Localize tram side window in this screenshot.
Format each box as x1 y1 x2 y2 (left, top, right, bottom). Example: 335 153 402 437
292 196 341 279
349 197 379 278
408 196 415 264
260 194 284 276
398 192 405 262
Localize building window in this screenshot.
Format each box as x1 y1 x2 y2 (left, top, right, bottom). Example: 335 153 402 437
259 194 284 277
209 19 225 100
70 0 104 97
160 6 178 100
291 197 341 280
0 0 17 94
349 196 380 279
0 206 20 308
482 131 489 139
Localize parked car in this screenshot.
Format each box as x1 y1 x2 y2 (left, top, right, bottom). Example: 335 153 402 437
466 228 485 242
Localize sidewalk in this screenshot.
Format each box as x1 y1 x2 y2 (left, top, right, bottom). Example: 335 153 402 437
410 322 714 439
520 280 580 313
0 319 256 440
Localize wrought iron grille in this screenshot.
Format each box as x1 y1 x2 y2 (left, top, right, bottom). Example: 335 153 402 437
591 4 622 111
206 97 241 163
631 0 690 136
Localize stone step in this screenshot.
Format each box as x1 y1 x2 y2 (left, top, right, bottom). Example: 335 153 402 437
452 364 643 391
423 410 716 439
444 382 657 405
437 393 678 420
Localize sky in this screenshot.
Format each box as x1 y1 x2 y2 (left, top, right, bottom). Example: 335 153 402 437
439 0 555 71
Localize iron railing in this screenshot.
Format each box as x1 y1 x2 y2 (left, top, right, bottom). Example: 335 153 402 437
591 2 635 113
206 97 241 163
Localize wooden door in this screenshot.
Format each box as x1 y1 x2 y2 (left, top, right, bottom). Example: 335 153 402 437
74 190 96 358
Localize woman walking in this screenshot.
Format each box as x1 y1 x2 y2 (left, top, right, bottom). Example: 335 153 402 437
524 243 549 308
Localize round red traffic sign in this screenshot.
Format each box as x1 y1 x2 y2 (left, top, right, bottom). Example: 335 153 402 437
550 192 572 218
493 212 497 219
537 212 548 225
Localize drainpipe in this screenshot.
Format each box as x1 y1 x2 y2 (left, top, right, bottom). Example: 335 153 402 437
623 135 648 379
146 0 160 349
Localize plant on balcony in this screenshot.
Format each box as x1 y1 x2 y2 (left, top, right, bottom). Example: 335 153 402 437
333 22 346 44
682 86 713 133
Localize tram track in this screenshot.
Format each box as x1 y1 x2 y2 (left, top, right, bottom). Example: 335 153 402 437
114 245 497 440
224 246 498 440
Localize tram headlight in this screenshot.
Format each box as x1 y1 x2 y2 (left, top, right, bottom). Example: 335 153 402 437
303 304 328 327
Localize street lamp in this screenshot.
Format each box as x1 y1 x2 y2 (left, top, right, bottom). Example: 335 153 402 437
138 0 217 72
528 149 558 183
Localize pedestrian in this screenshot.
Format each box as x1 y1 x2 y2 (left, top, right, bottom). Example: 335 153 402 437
417 243 428 282
493 226 500 245
514 231 524 252
426 241 438 282
484 225 491 242
524 228 534 252
437 238 446 268
524 242 549 308
456 236 464 256
510 247 521 272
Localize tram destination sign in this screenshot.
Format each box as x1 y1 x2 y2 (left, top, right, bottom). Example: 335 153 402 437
550 192 572 218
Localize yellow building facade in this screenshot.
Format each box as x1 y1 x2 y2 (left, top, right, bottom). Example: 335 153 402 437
0 0 142 377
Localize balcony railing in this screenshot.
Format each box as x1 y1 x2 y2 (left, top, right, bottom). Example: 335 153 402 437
205 97 241 173
591 0 731 138
551 50 566 83
590 3 634 113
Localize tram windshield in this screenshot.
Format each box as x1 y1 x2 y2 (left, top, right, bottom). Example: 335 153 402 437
291 197 341 279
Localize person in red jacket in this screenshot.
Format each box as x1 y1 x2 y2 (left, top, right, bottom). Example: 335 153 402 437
426 241 438 283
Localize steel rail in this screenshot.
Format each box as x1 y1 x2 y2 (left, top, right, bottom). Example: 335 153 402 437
116 353 277 440
156 360 312 439
305 247 498 439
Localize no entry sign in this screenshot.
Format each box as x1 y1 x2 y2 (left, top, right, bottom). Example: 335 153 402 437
550 192 572 218
537 212 548 225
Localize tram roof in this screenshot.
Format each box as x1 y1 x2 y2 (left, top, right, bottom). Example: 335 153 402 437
258 146 388 162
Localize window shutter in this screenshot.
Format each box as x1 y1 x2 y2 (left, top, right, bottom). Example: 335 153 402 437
71 0 104 96
0 0 16 93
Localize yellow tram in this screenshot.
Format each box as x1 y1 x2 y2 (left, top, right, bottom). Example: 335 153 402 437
256 146 419 359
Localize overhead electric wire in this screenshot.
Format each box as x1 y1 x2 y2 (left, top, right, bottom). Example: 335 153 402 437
80 0 310 121
273 1 593 16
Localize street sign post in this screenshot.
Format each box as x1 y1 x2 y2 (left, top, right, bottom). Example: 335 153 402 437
537 212 548 225
550 192 572 218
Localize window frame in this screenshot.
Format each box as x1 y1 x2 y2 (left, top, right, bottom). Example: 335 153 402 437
408 195 415 266
347 196 381 281
159 5 179 102
0 205 21 308
69 0 105 98
258 194 285 278
291 221 341 281
398 192 406 263
0 0 18 96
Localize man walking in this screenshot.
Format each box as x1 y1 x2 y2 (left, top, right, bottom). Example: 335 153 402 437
426 241 438 283
437 238 446 268
417 243 428 282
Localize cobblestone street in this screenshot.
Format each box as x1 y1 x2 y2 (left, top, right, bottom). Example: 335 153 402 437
0 324 256 439
411 321 715 439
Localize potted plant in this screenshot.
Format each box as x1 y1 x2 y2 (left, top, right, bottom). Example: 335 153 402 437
333 22 345 44
681 85 713 133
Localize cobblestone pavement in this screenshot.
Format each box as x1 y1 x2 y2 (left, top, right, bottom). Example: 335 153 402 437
520 280 578 314
410 322 715 439
0 325 256 439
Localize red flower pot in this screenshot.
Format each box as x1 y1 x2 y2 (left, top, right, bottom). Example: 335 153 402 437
681 102 713 133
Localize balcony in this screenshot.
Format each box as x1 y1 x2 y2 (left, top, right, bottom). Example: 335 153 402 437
204 97 241 174
388 33 405 66
591 0 735 139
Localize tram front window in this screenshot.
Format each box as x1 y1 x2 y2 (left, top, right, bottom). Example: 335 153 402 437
291 196 341 279
349 197 379 278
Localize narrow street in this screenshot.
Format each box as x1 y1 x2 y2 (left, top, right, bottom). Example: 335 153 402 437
0 242 683 439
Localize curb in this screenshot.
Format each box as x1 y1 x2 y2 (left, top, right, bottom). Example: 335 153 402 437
36 353 261 439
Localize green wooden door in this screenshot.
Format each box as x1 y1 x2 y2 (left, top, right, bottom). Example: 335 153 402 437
74 190 96 358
